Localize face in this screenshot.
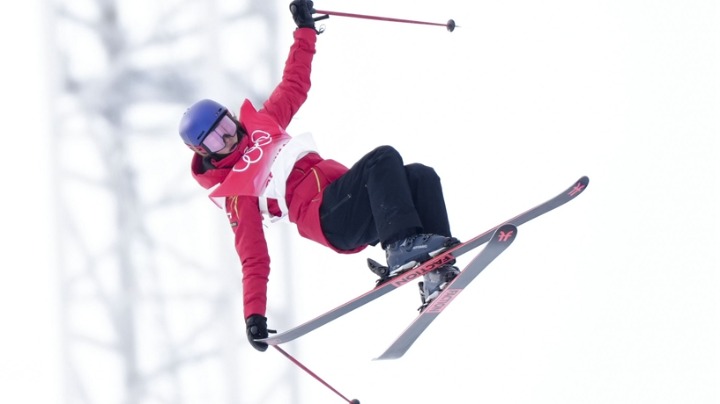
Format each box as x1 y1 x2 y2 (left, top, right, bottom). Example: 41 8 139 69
208 130 239 156
192 115 240 157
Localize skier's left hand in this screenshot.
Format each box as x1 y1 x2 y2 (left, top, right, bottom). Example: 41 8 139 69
246 314 276 352
289 0 316 30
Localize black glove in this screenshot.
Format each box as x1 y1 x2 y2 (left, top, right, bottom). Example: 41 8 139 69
246 314 276 352
289 0 316 30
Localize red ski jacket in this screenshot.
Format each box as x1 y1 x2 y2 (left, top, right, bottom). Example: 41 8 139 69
189 28 367 319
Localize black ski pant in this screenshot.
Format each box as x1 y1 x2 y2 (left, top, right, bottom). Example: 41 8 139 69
320 145 452 252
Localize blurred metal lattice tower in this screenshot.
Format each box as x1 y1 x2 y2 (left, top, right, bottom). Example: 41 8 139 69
47 0 301 403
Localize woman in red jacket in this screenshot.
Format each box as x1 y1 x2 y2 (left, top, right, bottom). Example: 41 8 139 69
180 0 459 352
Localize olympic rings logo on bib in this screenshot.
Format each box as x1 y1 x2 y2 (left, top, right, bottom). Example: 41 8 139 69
232 130 273 173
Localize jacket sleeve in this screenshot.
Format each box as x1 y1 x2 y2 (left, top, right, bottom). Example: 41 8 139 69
226 195 271 319
260 27 317 129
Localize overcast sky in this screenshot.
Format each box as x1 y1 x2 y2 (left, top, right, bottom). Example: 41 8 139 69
1 0 718 403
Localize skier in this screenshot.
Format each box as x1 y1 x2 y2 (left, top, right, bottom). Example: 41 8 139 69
179 0 460 352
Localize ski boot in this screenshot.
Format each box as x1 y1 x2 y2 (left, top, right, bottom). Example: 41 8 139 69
384 234 459 276
368 234 459 285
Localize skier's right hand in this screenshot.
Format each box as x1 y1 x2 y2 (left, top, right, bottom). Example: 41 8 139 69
289 0 316 30
246 314 276 352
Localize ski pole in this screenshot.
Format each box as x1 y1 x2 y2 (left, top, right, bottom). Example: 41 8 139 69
273 345 361 404
313 9 457 32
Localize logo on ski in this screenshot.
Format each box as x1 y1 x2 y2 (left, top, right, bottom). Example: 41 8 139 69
569 181 586 196
497 230 514 242
389 254 454 287
424 288 461 314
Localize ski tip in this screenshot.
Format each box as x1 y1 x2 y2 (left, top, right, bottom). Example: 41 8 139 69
493 223 517 244
566 176 590 199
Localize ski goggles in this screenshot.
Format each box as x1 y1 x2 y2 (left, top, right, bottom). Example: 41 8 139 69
188 115 238 154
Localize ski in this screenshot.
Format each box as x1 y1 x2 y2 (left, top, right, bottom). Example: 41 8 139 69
374 223 518 360
258 176 589 346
